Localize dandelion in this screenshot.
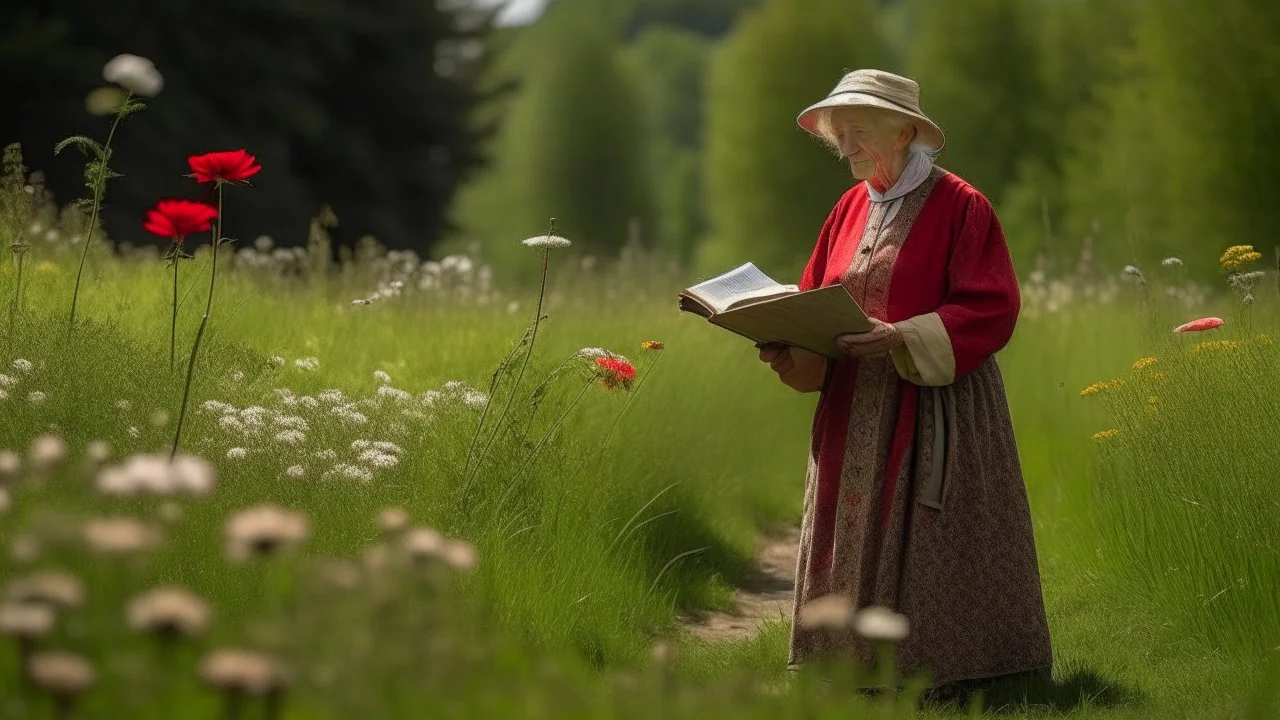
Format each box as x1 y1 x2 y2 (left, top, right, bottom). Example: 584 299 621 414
28 435 67 474
1092 429 1120 441
127 587 212 639
641 340 665 351
227 447 248 460
26 391 46 405
374 370 392 385
285 465 305 478
102 53 163 96
1174 317 1224 333
12 359 33 374
83 517 161 555
594 357 637 390
797 594 855 630
224 505 310 561
402 528 444 563
853 605 910 642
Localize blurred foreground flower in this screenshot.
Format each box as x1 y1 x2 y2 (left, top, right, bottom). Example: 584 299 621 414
188 149 261 184
224 505 310 561
28 651 96 711
95 453 216 496
83 517 162 555
1174 317 1224 333
797 593 854 630
127 587 212 639
7 571 84 612
199 648 290 695
28 435 67 474
102 53 163 96
853 605 909 642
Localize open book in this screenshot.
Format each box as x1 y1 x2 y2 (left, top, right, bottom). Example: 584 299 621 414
678 262 872 359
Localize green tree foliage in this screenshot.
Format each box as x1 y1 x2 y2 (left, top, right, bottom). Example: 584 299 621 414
451 0 653 282
625 27 710 265
619 0 763 39
699 0 886 280
1055 0 1280 278
0 0 499 255
904 0 1047 208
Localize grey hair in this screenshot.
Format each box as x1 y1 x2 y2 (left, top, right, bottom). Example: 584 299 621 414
812 106 938 160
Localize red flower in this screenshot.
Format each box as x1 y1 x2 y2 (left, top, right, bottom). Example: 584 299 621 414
188 149 261 184
594 357 636 390
1173 317 1225 333
143 199 219 241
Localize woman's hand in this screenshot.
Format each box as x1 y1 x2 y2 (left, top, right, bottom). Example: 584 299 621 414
834 318 904 358
759 343 827 392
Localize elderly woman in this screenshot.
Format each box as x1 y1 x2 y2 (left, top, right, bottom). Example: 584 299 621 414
757 69 1053 694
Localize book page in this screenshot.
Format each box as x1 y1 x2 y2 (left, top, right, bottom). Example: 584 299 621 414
684 262 796 314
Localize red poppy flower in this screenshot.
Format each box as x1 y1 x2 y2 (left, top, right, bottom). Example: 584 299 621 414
1173 317 1225 333
188 149 261 184
143 199 219 240
595 357 636 390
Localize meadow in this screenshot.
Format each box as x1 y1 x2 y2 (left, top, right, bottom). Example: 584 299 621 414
3 146 1280 719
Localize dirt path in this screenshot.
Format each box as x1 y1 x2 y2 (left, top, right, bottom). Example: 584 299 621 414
678 527 801 642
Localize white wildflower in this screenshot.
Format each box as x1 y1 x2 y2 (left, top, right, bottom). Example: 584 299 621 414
274 430 306 446
351 298 373 306
28 435 67 473
0 389 7 401
314 449 337 461
115 398 131 411
169 454 216 496
420 390 441 406
1162 257 1183 267
1122 265 1146 284
102 53 164 96
27 391 46 405
318 389 347 404
127 426 141 438
273 415 308 431
227 448 248 460
374 370 392 385
84 440 111 464
12 359 33 374
462 391 489 408
0 374 16 388
326 464 373 482
378 508 410 534
267 356 285 367
371 441 403 456
295 357 320 371
376 386 411 402
285 465 305 478
358 450 398 469
231 371 245 383
0 451 21 482
201 400 235 415
297 396 319 409
0 488 9 514
853 605 910 642
218 415 245 433
351 440 372 452
224 505 310 561
521 234 572 249
798 594 855 630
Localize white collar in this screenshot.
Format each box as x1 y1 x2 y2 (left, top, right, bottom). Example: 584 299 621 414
865 149 933 204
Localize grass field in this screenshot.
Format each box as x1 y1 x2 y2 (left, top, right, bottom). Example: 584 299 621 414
2 181 1280 719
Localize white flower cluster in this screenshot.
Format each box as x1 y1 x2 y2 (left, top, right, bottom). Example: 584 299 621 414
102 54 164 97
96 454 216 496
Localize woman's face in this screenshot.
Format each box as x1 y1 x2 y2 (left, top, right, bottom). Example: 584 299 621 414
829 107 911 183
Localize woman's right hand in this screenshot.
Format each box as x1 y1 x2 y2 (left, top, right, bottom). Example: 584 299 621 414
758 343 827 393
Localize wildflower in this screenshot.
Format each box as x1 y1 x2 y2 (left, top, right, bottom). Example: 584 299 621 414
28 435 67 473
1131 356 1158 370
12 359 33 374
267 356 285 367
187 150 261 184
374 370 392 385
378 508 410 534
853 605 910 642
285 465 305 478
521 234 572 249
651 640 676 665
594 357 637 390
0 373 16 387
83 517 161 555
325 464 373 482
641 340 665 351
403 527 444 563
27 391 46 405
127 426 141 438
127 587 212 638
1191 340 1238 356
1147 395 1160 406
442 539 478 572
317 389 346 404
227 447 248 460
102 53 163 96
1220 245 1263 271
295 357 320 371
231 370 245 382
115 398 132 411
314 449 337 461
358 450 399 469
797 594 855 630
7 571 84 610
1162 257 1183 267
1122 265 1146 284
351 298 373 306
1091 429 1120 441
143 199 219 241
0 602 55 640
28 651 96 698
274 430 306 446
198 648 290 695
224 505 310 561
84 440 111 464
0 389 7 401
273 415 308 431
1254 333 1273 346
1174 317 1224 333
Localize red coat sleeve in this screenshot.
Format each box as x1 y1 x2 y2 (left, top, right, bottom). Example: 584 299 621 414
935 189 1021 379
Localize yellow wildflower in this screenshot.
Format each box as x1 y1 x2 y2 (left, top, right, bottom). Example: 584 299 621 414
1079 377 1127 397
1253 333 1273 346
640 341 664 351
1147 395 1160 405
1131 356 1158 370
1091 429 1120 441
1191 340 1238 356
1220 245 1263 271
1150 371 1167 383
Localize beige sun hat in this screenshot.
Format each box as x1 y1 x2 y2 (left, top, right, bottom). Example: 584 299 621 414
797 69 945 152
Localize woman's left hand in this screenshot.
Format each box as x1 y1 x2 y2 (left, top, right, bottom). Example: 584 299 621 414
834 318 905 358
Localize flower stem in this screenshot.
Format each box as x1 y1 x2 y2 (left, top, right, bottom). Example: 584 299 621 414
597 351 662 459
68 101 128 333
8 247 26 341
169 184 224 462
170 246 180 373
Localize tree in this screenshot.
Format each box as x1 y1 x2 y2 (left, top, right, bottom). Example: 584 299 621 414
699 0 887 280
0 0 500 255
450 0 653 282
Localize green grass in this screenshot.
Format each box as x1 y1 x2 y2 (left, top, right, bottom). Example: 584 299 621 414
1 201 1278 719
